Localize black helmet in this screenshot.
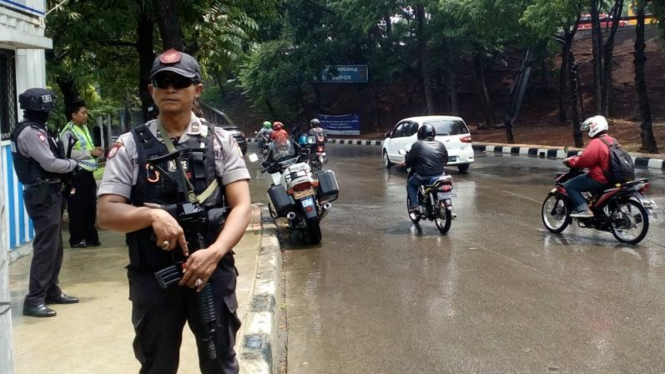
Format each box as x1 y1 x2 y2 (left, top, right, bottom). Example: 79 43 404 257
19 88 56 113
309 118 320 128
417 124 436 140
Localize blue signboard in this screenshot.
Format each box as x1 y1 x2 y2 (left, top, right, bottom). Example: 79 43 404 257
318 65 368 84
318 114 360 135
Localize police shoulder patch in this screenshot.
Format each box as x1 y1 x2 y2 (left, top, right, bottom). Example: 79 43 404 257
107 141 124 159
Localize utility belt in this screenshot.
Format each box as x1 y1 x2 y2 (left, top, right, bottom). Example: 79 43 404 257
24 179 62 205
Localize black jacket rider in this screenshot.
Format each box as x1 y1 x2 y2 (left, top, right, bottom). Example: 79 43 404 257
405 140 449 176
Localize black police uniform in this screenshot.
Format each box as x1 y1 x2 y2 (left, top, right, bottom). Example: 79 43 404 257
10 88 78 316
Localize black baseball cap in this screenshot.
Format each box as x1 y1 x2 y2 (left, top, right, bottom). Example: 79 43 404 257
150 49 202 81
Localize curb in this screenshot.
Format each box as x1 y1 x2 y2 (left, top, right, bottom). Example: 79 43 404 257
239 205 282 374
472 143 665 171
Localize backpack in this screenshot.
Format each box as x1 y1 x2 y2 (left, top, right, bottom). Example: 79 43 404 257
599 136 635 184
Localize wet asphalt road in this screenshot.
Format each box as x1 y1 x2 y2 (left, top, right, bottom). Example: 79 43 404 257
247 144 665 374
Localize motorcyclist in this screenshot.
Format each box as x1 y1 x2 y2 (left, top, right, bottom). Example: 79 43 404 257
563 115 614 218
257 121 273 150
307 118 327 143
404 124 449 214
270 121 288 142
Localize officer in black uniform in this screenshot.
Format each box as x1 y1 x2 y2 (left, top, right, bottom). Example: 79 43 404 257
10 88 80 318
97 49 251 374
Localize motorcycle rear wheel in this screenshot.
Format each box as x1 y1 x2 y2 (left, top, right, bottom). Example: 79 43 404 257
407 196 421 223
306 217 322 245
541 195 570 233
434 201 452 234
610 200 649 245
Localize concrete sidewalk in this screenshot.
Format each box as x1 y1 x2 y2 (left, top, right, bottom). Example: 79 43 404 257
8 204 264 374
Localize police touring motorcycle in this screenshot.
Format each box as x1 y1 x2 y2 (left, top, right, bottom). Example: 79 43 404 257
542 167 657 245
400 149 455 234
257 137 339 244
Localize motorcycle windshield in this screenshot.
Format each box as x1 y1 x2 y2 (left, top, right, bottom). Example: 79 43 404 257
272 138 297 161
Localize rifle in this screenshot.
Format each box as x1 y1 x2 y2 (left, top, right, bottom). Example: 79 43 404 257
59 133 78 212
147 149 219 360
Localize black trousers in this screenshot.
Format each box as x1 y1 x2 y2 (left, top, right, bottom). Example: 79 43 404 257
128 266 241 374
23 187 65 306
67 170 99 246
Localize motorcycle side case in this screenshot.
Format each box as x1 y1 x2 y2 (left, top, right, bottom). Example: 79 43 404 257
316 170 339 202
268 184 296 216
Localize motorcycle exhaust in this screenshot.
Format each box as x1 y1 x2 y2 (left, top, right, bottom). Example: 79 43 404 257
320 202 333 219
286 212 297 220
320 203 333 219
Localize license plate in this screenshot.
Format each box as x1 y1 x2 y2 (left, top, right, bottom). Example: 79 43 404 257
301 196 315 207
449 156 457 162
437 192 453 200
294 188 315 200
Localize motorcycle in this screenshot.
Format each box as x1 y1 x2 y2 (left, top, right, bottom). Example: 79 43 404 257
252 137 339 244
254 131 272 158
399 149 455 234
308 132 328 172
541 168 657 244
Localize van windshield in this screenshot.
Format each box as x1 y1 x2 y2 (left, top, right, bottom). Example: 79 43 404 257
423 120 469 136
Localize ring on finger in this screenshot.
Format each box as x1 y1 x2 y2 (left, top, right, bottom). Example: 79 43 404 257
160 240 170 250
195 278 204 287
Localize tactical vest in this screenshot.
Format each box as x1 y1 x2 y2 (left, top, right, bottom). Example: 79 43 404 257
61 122 98 171
126 123 234 279
10 120 63 185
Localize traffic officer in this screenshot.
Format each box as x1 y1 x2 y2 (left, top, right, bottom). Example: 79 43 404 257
97 49 251 374
10 88 80 318
60 100 103 248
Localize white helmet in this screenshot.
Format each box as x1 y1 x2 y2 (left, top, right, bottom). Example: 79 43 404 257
582 115 608 138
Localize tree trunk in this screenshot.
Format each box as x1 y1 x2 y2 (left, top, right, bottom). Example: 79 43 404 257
635 5 658 153
136 3 155 122
569 49 584 147
416 4 434 115
590 0 604 114
473 54 495 128
601 0 624 117
56 77 80 121
153 0 185 51
504 49 534 144
559 30 571 122
447 41 459 116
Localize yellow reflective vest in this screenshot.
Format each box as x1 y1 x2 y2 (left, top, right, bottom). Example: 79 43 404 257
60 122 98 172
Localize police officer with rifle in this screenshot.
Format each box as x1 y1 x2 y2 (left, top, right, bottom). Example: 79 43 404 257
97 49 251 374
10 88 81 318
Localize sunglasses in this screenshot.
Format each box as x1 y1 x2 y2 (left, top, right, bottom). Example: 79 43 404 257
151 75 199 90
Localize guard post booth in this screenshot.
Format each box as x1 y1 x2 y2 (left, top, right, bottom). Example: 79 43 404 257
0 1 52 372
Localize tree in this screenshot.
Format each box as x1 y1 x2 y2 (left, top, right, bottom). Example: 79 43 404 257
522 0 584 146
634 0 658 153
